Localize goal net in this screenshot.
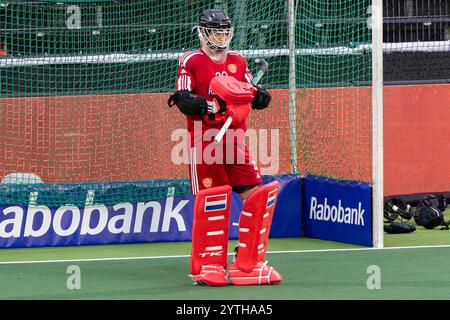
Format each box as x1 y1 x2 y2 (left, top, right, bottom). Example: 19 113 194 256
0 0 384 246
0 0 295 205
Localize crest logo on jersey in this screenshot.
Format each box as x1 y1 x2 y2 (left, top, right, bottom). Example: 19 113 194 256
204 193 228 211
202 177 213 188
227 64 237 73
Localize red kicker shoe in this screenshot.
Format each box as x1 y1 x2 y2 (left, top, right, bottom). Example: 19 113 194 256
228 259 283 285
189 264 228 286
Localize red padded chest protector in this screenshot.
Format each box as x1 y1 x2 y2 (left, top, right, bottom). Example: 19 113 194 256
209 76 255 125
209 76 255 104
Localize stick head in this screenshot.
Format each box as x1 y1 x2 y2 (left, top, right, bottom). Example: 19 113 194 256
254 58 269 73
252 59 269 85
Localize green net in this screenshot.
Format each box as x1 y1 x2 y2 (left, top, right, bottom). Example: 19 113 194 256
296 0 372 182
0 0 374 207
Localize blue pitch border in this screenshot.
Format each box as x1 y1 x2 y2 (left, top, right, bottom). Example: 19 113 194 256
0 175 302 248
0 174 372 248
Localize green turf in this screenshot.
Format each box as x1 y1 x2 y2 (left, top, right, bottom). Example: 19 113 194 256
1 224 448 264
1 212 449 300
385 227 450 247
0 237 364 263
1 246 449 300
384 209 450 247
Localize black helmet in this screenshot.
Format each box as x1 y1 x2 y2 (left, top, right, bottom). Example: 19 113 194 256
199 9 232 29
413 194 449 229
198 9 233 51
414 207 445 229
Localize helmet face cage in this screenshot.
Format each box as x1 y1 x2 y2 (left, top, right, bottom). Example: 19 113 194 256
198 26 234 51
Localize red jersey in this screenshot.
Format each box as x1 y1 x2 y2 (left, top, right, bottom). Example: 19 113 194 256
176 49 262 194
176 48 253 138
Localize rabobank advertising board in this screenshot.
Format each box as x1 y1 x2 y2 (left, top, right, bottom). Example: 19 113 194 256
0 175 301 248
303 175 372 246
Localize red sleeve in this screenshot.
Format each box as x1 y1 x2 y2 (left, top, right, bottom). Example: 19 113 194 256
242 61 253 84
176 52 196 91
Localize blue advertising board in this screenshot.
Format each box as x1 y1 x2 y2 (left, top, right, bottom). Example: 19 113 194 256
0 175 301 248
303 175 372 246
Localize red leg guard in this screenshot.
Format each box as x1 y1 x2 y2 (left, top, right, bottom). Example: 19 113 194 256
190 185 232 278
235 181 280 272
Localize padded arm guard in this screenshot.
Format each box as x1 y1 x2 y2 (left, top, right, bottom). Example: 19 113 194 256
168 90 208 116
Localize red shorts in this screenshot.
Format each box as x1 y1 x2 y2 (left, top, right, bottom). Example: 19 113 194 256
188 141 262 194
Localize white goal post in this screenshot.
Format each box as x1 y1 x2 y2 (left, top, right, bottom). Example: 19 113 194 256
372 0 384 248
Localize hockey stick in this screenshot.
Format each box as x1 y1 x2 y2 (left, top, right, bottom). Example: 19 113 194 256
214 58 269 143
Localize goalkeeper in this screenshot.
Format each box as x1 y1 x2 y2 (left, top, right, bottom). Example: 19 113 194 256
168 8 282 286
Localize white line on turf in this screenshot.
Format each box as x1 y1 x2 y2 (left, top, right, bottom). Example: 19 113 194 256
0 244 450 265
